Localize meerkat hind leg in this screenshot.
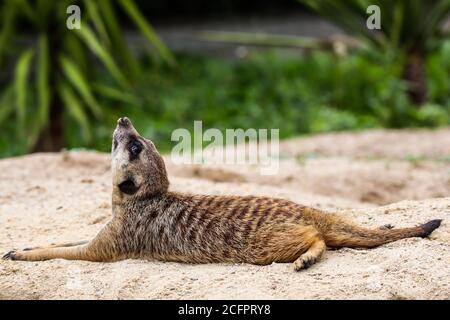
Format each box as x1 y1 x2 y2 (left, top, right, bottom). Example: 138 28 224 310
293 238 326 271
255 224 326 270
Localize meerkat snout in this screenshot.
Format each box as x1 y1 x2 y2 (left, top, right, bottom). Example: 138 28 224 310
117 117 131 127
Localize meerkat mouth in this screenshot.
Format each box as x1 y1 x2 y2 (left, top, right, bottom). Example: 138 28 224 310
118 179 139 195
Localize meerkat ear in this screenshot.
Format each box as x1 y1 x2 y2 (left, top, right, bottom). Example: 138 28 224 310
144 138 158 152
145 137 154 145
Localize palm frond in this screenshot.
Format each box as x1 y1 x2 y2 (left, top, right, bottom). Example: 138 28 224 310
37 34 50 131
97 0 140 79
0 86 15 124
14 49 34 134
118 0 176 66
59 82 92 142
76 26 131 89
0 0 174 152
60 55 103 118
299 0 450 52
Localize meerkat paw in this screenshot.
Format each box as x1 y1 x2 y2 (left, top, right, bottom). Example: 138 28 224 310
2 250 18 260
293 254 317 271
2 250 31 261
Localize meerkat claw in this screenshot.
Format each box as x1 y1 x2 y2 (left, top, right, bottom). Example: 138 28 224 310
2 251 16 260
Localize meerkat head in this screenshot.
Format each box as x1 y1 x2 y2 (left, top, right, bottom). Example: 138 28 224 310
111 117 169 200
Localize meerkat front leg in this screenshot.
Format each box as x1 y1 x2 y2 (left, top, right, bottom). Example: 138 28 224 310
3 224 123 262
2 238 120 262
22 240 89 251
3 244 91 261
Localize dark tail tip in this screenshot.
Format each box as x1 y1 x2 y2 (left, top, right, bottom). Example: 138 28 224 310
420 219 442 237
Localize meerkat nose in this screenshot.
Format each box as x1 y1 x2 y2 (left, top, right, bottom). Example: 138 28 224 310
117 117 131 127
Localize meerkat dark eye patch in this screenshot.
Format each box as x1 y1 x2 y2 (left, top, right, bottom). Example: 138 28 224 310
128 140 143 160
118 179 138 195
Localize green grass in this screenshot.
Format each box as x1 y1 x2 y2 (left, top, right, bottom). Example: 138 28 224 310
1 43 449 157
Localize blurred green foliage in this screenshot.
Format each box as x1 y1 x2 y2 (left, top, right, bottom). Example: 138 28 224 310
2 41 449 157
1 1 449 159
299 0 450 105
1 41 443 157
0 0 173 155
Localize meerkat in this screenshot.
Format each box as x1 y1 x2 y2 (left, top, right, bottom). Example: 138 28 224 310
3 117 442 271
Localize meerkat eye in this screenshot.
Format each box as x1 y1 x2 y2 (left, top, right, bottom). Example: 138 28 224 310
128 140 142 158
130 141 142 154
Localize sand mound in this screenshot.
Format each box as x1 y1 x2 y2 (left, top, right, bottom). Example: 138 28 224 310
1 128 449 299
166 128 450 205
280 128 450 159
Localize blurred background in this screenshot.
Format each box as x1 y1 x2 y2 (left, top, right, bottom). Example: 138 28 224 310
0 0 449 157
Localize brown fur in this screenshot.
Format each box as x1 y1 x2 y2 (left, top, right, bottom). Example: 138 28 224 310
3 117 442 271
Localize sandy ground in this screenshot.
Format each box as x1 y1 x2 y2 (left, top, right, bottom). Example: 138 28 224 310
0 128 449 299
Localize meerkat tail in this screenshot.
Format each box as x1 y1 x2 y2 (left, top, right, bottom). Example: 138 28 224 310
322 219 442 249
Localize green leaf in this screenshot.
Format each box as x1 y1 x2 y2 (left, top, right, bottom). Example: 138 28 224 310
97 0 140 79
64 33 89 77
59 82 91 142
118 0 176 66
60 55 103 118
14 48 34 134
37 34 50 131
76 26 131 89
422 0 450 44
0 1 16 65
93 83 140 105
299 0 385 49
299 0 450 55
85 1 111 47
0 86 15 124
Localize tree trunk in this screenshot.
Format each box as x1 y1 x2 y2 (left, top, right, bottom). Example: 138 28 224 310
31 99 65 152
402 51 428 106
